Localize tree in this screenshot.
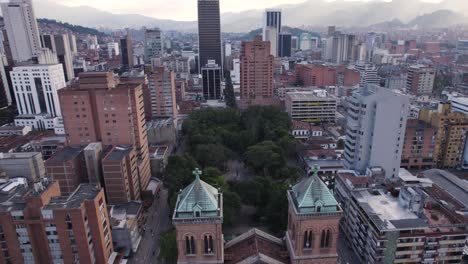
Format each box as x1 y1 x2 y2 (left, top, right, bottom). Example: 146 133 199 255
193 144 233 171
222 190 242 227
164 155 198 195
244 141 286 177
337 139 345 149
158 229 178 263
202 167 229 190
224 70 237 108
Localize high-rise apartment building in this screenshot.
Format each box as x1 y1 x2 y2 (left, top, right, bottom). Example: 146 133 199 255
40 34 75 82
406 65 435 95
120 35 134 70
197 0 222 72
343 85 409 180
0 0 41 63
278 33 292 57
401 119 437 170
240 36 274 101
148 66 177 119
144 28 163 63
0 179 113 264
262 9 281 56
355 62 380 88
58 72 151 192
201 61 222 100
325 32 357 64
419 103 468 168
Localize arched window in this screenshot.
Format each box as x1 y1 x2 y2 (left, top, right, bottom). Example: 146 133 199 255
320 229 331 248
204 235 214 254
185 236 196 255
303 230 313 249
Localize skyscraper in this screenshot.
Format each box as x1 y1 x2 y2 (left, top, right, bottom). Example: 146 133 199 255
262 9 281 56
40 34 75 82
202 61 221 100
197 0 222 72
278 33 292 57
120 35 134 70
240 36 274 101
343 85 409 181
264 27 278 57
144 28 163 63
0 0 41 63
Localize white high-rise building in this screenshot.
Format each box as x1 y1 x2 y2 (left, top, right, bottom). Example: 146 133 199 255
224 42 232 57
0 0 41 63
11 64 65 117
264 27 278 57
355 62 380 89
263 9 281 56
343 85 409 181
230 58 240 84
107 42 120 59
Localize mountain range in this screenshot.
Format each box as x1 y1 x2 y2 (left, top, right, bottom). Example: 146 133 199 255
15 0 468 32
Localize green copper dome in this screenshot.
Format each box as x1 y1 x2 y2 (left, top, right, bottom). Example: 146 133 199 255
291 167 339 214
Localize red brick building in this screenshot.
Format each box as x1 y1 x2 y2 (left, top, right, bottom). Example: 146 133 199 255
240 36 274 102
147 67 178 119
401 119 437 170
296 64 359 87
0 179 113 264
45 147 87 196
102 146 140 203
58 72 151 195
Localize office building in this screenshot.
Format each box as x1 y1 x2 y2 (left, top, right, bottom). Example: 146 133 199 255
285 90 337 123
325 32 357 64
58 72 151 192
224 42 231 57
197 0 222 72
0 0 41 62
401 119 437 170
68 34 78 55
201 61 222 100
45 147 86 196
240 36 274 101
335 170 468 264
419 103 468 168
0 55 12 106
355 62 380 88
40 34 75 82
148 66 177 119
144 28 163 63
0 152 45 181
279 33 292 57
230 58 240 84
120 35 134 70
291 36 299 51
102 146 140 203
343 85 409 180
406 65 435 95
262 9 281 56
107 42 119 59
0 179 113 264
299 33 318 51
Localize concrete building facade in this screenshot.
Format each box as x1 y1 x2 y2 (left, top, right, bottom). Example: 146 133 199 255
0 152 45 181
148 67 177 119
401 119 437 170
406 65 435 95
285 91 337 123
144 28 163 63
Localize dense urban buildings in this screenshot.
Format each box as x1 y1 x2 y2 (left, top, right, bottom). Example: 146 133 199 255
0 0 41 63
40 34 75 82
343 85 409 180
406 65 436 95
240 36 274 102
197 0 222 72
0 179 113 264
148 66 178 119
58 72 151 194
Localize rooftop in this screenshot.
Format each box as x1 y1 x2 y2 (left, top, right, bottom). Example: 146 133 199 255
147 118 175 129
353 188 423 231
104 146 134 161
44 184 101 210
423 169 468 209
287 90 335 100
46 147 83 163
0 152 41 160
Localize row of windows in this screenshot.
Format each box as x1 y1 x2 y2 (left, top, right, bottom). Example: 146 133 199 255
185 235 215 255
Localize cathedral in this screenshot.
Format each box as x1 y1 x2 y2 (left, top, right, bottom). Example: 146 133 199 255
172 168 343 264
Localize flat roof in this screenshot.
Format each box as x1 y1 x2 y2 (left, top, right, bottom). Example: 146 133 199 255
45 184 101 209
353 188 423 231
46 147 83 163
422 169 468 209
305 159 343 168
104 146 133 161
287 92 335 100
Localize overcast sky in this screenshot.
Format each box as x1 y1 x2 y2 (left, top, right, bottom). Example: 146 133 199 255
46 0 444 21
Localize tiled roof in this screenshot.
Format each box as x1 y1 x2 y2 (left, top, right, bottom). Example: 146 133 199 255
291 168 339 214
174 173 220 219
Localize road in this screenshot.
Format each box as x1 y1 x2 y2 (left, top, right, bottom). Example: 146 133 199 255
129 188 172 264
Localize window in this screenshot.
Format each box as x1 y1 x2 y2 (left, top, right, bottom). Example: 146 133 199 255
185 236 195 255
303 231 313 249
204 235 214 254
320 229 331 248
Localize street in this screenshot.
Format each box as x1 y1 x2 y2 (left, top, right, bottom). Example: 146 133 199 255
129 188 172 264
